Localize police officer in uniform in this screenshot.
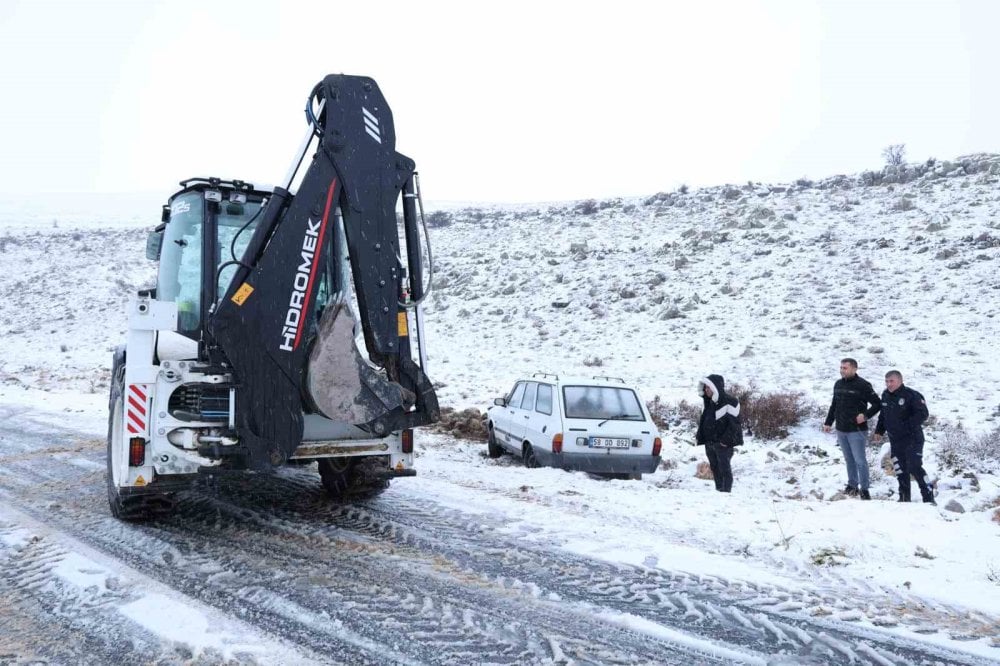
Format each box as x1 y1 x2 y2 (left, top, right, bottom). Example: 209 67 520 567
873 370 935 504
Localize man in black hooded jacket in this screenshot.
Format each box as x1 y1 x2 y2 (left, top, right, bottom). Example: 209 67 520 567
696 374 743 493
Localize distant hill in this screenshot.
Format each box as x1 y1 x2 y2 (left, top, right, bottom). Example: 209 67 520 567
1 154 998 431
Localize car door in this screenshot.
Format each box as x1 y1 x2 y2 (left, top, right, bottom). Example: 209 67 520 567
512 381 538 447
498 381 526 451
526 383 556 452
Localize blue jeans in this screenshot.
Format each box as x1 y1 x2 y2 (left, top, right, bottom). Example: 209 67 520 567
837 430 869 490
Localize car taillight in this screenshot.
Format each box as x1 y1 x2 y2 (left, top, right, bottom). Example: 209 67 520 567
129 438 146 466
552 433 563 454
652 437 662 457
401 429 414 454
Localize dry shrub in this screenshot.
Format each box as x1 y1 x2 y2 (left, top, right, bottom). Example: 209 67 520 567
728 382 812 440
646 395 700 431
935 424 1000 474
433 407 488 441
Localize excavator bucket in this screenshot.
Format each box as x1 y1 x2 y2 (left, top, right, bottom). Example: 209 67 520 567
305 301 414 425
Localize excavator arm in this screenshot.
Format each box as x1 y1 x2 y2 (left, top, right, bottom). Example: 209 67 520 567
209 75 438 471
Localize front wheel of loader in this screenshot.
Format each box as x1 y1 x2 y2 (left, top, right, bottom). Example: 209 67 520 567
318 457 390 500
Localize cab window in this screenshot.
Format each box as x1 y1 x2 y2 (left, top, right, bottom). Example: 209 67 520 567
217 199 265 299
157 192 204 334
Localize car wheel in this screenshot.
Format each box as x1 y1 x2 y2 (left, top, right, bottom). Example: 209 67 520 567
523 444 539 469
487 426 502 458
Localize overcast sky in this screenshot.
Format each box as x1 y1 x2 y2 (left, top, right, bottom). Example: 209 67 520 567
1 0 997 204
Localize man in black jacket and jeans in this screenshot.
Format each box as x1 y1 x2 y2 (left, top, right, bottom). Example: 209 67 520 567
823 358 881 500
872 370 935 504
696 375 743 493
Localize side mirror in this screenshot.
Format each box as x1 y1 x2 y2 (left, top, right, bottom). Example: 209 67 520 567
146 230 163 260
494 397 506 407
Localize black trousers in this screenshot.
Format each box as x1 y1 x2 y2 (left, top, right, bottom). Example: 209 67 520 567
890 438 932 501
705 442 734 492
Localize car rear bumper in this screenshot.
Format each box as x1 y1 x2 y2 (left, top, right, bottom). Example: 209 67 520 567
536 449 660 474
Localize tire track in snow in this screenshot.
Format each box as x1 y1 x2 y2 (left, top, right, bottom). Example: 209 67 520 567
0 448 727 664
408 472 1000 647
1 426 996 665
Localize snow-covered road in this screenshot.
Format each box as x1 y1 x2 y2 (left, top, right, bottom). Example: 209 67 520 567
0 407 996 665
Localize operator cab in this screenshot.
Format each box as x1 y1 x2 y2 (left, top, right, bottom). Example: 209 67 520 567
148 178 271 339
150 178 343 343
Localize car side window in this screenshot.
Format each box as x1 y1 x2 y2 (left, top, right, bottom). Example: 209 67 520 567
535 384 553 415
508 382 525 408
522 382 538 411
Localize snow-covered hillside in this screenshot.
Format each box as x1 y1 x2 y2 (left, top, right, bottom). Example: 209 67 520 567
1 156 999 661
5 155 998 419
418 154 1000 427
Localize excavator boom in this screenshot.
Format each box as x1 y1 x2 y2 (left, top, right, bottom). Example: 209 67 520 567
210 75 438 471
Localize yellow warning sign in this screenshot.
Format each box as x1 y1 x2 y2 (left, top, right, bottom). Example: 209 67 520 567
397 312 408 337
232 282 254 306
134 475 147 487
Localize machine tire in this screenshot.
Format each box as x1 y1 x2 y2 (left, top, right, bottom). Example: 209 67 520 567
487 426 502 458
318 457 390 500
106 354 174 521
522 443 539 469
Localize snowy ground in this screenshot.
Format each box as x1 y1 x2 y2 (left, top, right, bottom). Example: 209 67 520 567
1 156 999 663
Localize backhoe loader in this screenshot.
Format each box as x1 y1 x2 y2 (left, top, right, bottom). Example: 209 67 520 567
107 75 439 519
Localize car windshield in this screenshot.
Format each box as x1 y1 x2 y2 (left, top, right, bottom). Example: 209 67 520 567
562 385 645 421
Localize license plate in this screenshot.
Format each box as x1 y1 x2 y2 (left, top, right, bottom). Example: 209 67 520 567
591 437 629 449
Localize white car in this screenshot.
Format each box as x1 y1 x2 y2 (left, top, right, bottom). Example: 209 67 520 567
486 374 662 479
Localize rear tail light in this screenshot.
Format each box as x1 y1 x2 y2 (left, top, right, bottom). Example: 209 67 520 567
652 437 662 457
552 433 563 454
401 429 414 454
128 438 146 466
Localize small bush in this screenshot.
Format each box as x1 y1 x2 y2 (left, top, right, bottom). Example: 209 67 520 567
882 143 906 166
575 199 598 215
678 184 689 195
893 197 916 212
426 210 453 227
646 395 700 431
433 407 488 441
728 382 811 440
934 424 1000 474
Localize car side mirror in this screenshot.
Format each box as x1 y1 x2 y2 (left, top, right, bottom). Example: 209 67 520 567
494 397 506 407
146 230 163 261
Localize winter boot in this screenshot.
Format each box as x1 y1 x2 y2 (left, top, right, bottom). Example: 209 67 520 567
859 489 871 500
921 490 937 505
844 484 858 497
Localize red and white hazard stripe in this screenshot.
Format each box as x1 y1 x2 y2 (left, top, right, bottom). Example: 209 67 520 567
126 384 150 435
